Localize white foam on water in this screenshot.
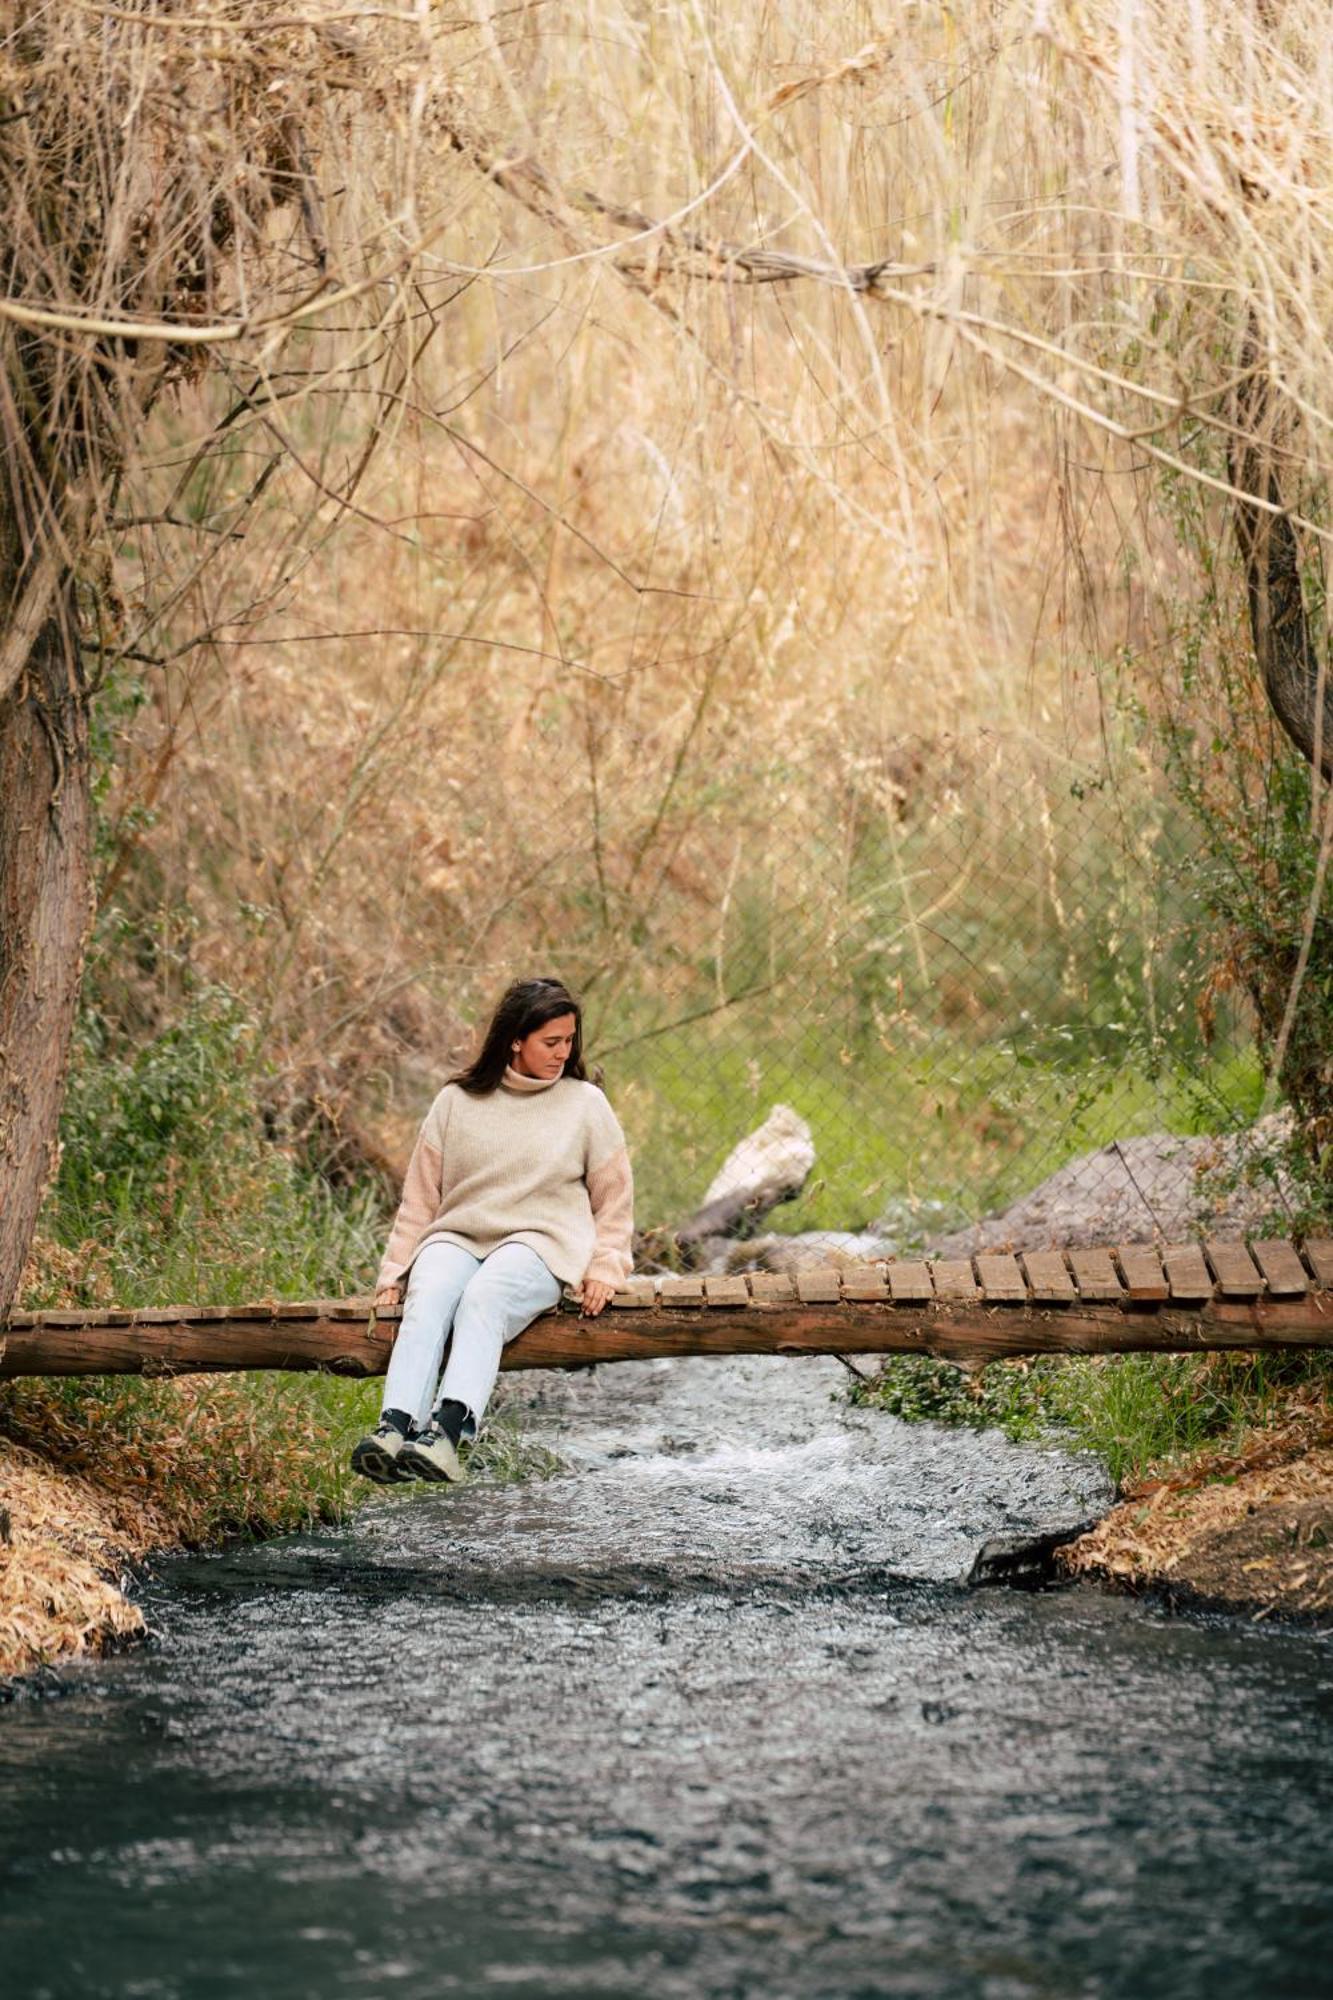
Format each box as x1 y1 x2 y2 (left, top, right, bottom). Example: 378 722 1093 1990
604 1432 854 1484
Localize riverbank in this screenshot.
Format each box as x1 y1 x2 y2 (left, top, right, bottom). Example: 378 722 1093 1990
0 1435 151 1677
1057 1401 1333 1626
0 1372 373 1683
854 1348 1333 1627
0 1371 563 1685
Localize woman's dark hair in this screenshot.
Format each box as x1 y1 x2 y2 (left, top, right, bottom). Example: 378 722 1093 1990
450 977 588 1095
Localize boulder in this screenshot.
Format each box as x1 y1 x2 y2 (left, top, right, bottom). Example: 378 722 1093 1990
923 1116 1299 1257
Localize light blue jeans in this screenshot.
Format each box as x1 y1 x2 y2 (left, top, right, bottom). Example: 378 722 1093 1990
381 1238 561 1434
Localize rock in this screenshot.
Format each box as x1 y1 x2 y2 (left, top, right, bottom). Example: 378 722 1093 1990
700 1102 815 1213
921 1115 1299 1256
876 1194 971 1252
675 1104 815 1255
721 1229 896 1275
681 1112 1303 1276
965 1519 1105 1591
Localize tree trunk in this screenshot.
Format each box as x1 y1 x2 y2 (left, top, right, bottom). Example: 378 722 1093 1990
1231 327 1333 780
0 605 91 1320
0 11 419 1322
1227 324 1333 1136
1233 492 1333 782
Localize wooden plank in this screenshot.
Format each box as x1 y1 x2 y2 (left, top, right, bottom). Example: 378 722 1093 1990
931 1258 979 1303
974 1253 1025 1302
1067 1248 1123 1303
796 1267 842 1304
1301 1239 1333 1290
1250 1240 1308 1297
1114 1245 1169 1301
1020 1252 1076 1302
657 1276 705 1307
612 1278 658 1309
704 1274 752 1308
749 1272 796 1304
9 1293 1333 1379
840 1263 890 1301
887 1260 934 1303
1162 1243 1213 1300
1204 1238 1265 1298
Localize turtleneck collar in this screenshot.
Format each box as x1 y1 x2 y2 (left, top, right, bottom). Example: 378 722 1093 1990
501 1064 562 1094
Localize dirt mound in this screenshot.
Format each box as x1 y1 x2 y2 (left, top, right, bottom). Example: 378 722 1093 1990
1169 1498 1333 1624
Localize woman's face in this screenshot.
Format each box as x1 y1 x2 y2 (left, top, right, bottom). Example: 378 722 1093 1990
511 1012 577 1080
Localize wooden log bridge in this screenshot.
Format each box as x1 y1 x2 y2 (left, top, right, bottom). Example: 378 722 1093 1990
5 1237 1333 1379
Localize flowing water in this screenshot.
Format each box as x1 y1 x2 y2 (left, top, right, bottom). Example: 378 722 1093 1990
3 1354 1333 1999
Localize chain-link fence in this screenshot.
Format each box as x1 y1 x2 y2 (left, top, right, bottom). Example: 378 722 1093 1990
410 729 1258 1253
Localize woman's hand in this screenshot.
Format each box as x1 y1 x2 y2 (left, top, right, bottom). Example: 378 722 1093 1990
578 1277 616 1318
374 1282 403 1310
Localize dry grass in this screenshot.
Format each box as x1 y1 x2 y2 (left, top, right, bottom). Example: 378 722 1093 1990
0 1371 363 1683
15 3 1333 1025
1059 1387 1333 1621
72 0 1332 1181
0 1442 149 1681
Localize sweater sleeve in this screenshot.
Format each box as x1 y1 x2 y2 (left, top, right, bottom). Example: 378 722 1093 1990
581 1089 634 1286
583 1144 635 1287
375 1093 449 1289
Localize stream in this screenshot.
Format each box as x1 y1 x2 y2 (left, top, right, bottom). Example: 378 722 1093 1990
3 1353 1333 1999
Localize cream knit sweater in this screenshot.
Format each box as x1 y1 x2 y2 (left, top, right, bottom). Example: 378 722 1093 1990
375 1067 635 1292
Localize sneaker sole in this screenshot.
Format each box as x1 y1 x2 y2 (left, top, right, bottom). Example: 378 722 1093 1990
398 1442 466 1485
350 1438 411 1484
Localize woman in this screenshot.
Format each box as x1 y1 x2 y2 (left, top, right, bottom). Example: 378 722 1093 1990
351 977 634 1485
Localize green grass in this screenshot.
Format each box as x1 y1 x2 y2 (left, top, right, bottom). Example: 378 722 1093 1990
612 1020 1267 1240
24 984 387 1312
23 1168 385 1313
850 1347 1333 1487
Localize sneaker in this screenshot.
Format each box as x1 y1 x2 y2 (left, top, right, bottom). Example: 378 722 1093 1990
350 1418 413 1485
397 1421 467 1485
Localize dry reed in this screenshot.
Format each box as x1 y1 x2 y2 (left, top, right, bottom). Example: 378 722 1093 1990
52 2 1324 1177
